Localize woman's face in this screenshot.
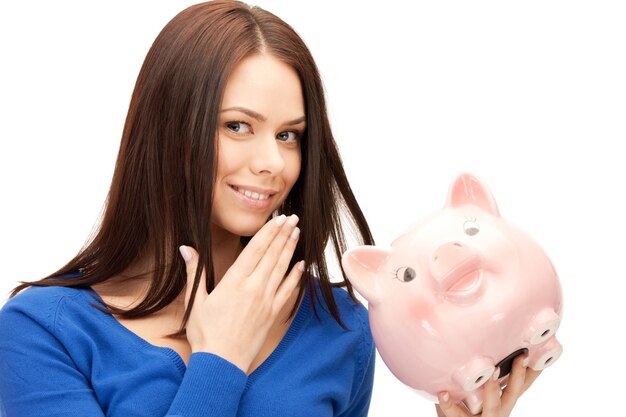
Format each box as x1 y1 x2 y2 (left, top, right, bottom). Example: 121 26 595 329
212 53 305 238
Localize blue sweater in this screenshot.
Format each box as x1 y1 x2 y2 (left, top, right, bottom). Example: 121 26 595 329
0 284 375 417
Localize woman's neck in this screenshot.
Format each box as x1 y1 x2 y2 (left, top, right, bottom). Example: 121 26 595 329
210 226 245 284
94 228 245 308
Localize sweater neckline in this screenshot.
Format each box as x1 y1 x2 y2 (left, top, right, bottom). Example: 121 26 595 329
83 286 311 378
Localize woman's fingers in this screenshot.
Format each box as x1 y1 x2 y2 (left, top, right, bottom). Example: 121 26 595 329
436 392 470 417
266 229 300 296
229 214 289 276
437 368 502 417
522 368 541 393
434 404 447 417
263 226 300 296
499 356 526 413
228 214 300 294
480 368 503 416
273 260 305 314
437 356 542 417
500 354 542 413
180 245 207 309
253 215 299 283
520 367 541 396
179 213 300 311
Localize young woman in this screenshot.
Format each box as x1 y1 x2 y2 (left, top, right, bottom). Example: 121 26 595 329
0 2 539 416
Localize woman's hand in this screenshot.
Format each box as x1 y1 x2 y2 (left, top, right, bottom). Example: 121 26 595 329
435 355 541 417
179 214 304 373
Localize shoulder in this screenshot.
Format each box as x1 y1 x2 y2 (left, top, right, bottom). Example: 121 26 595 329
330 285 374 353
303 285 375 408
330 286 370 330
0 286 92 333
312 284 370 330
2 285 87 311
308 283 374 357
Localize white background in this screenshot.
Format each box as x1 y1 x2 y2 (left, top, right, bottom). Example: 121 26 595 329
1 1 624 416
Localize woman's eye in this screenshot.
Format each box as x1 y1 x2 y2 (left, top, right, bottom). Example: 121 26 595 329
225 121 251 134
276 131 299 143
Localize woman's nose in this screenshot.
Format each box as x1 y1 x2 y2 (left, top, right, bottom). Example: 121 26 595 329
250 134 285 175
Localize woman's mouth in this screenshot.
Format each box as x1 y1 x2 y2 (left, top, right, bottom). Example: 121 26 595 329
229 185 277 209
232 186 271 200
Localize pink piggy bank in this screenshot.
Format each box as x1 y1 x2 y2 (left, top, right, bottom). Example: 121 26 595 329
342 173 563 414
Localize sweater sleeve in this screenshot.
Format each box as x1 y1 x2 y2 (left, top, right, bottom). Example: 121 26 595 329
165 353 247 417
337 328 376 417
327 289 376 417
338 351 375 417
0 292 247 417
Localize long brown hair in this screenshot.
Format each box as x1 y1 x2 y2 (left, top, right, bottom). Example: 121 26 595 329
12 0 373 328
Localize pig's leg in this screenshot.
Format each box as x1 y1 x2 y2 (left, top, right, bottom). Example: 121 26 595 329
452 356 496 392
524 308 561 345
528 337 563 370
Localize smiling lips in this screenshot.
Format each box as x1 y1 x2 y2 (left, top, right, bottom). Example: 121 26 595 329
230 185 278 208
233 185 272 200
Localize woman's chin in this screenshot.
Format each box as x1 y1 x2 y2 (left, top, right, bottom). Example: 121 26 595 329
238 226 261 238
222 217 270 238
212 208 277 239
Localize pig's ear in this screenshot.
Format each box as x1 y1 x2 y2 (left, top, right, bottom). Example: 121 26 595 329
446 173 500 216
342 246 391 305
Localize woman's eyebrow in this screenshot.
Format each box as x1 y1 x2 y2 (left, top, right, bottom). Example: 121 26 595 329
221 106 266 121
221 106 305 126
285 116 306 126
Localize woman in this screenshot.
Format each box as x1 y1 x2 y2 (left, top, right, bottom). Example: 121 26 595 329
0 1 538 416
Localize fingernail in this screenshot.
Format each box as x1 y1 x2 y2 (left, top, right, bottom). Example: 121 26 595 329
275 214 287 226
492 367 500 381
522 357 530 368
287 214 299 227
441 392 450 403
290 227 300 240
179 245 192 262
297 260 306 272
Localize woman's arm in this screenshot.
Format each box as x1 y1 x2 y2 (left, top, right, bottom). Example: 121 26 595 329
336 341 376 417
166 352 247 417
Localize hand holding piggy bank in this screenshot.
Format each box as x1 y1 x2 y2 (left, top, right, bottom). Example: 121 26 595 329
342 173 562 414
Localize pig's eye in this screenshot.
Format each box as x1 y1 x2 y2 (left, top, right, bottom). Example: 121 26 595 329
463 220 480 236
395 267 416 282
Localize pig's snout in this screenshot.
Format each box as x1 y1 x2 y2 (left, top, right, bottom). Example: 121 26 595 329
430 242 475 277
429 242 484 300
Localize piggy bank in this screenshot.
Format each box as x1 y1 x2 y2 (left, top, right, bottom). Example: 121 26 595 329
342 173 563 414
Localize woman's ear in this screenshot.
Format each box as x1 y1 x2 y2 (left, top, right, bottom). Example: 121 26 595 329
342 246 391 306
